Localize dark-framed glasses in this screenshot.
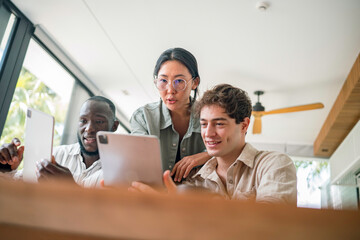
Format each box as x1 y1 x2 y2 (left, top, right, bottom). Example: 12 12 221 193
154 77 194 91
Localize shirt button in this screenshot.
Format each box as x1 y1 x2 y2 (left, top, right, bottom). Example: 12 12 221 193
169 165 172 169
229 180 233 184
172 143 176 147
182 147 186 152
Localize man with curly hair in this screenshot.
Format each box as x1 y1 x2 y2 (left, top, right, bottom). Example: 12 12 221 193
131 84 297 204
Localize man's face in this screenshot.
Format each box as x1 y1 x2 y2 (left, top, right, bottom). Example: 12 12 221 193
77 100 115 155
200 105 248 160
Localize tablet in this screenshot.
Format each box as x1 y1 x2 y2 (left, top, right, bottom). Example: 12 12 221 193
23 108 54 183
97 132 163 188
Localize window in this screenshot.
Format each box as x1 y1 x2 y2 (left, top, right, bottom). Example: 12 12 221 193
0 39 75 147
293 156 330 208
0 4 16 68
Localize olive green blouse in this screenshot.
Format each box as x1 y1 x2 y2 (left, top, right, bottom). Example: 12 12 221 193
130 100 206 172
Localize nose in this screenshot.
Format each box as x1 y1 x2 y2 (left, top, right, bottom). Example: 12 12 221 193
166 81 176 94
85 120 96 133
204 124 216 137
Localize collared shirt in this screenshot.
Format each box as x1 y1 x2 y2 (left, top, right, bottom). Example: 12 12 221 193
52 143 103 188
130 99 206 171
5 143 102 188
186 143 297 204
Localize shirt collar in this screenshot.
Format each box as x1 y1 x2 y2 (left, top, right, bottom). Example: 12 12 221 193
69 142 82 156
236 143 259 168
192 156 218 179
159 98 201 133
191 143 259 180
160 99 172 130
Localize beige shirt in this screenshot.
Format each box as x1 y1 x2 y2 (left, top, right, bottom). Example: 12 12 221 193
186 143 297 204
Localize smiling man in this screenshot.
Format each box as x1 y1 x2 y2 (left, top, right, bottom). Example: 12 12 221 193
131 84 297 204
184 84 297 203
0 96 119 187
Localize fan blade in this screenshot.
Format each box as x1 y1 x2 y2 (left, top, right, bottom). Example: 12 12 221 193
252 116 262 134
263 103 324 115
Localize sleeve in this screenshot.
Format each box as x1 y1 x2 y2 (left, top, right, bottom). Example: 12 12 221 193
255 153 297 205
130 108 149 135
52 145 65 165
0 169 21 180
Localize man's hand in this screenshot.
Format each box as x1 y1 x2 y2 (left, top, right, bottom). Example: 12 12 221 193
0 138 24 172
37 158 75 183
129 170 177 194
171 152 211 182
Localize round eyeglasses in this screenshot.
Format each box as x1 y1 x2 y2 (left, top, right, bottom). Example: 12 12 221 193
154 77 194 92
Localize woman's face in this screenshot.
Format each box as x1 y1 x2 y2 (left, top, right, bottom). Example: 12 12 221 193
156 60 199 113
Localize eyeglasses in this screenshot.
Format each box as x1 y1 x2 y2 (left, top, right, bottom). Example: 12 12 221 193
154 77 194 92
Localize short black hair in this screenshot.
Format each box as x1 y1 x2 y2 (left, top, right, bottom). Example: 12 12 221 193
195 84 252 124
87 96 116 119
154 47 200 106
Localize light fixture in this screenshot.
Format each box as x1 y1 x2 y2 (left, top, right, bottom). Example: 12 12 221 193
256 2 269 11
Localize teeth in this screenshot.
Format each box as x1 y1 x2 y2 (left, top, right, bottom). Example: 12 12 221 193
84 137 96 143
207 141 219 145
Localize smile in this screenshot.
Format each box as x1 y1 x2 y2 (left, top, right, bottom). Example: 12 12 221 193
206 141 221 147
84 136 96 144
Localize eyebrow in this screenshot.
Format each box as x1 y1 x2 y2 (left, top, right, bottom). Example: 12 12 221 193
79 114 108 119
159 74 187 78
200 117 228 121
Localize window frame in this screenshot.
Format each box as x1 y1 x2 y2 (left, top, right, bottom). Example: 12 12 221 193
0 0 130 138
0 0 34 137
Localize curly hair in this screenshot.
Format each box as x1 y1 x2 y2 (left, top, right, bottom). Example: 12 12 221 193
195 84 252 124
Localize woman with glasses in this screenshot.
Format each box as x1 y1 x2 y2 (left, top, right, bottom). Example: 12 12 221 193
130 48 211 182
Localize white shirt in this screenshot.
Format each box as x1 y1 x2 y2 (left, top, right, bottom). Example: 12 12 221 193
2 143 102 188
52 143 103 188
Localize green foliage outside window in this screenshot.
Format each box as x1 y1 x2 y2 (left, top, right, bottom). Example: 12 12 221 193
0 67 68 147
294 160 329 190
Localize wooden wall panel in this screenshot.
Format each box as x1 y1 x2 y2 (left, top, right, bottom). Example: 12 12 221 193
314 53 360 157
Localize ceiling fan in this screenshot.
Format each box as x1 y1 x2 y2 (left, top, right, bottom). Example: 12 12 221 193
251 90 324 134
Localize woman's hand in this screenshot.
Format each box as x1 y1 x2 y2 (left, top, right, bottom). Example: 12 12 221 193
171 152 211 182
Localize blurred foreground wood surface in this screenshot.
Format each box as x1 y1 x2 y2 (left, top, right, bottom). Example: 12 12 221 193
0 179 359 240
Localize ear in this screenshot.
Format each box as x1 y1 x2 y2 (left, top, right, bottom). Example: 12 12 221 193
191 77 200 90
241 117 250 133
111 120 120 132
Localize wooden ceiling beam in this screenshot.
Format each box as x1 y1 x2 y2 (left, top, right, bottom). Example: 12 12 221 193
314 53 360 157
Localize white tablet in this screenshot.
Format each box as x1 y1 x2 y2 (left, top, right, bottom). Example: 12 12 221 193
97 132 163 188
23 108 54 182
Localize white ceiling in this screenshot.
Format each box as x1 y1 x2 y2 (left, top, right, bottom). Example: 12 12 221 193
11 0 360 156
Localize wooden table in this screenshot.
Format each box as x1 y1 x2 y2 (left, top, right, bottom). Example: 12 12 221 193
0 179 359 240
